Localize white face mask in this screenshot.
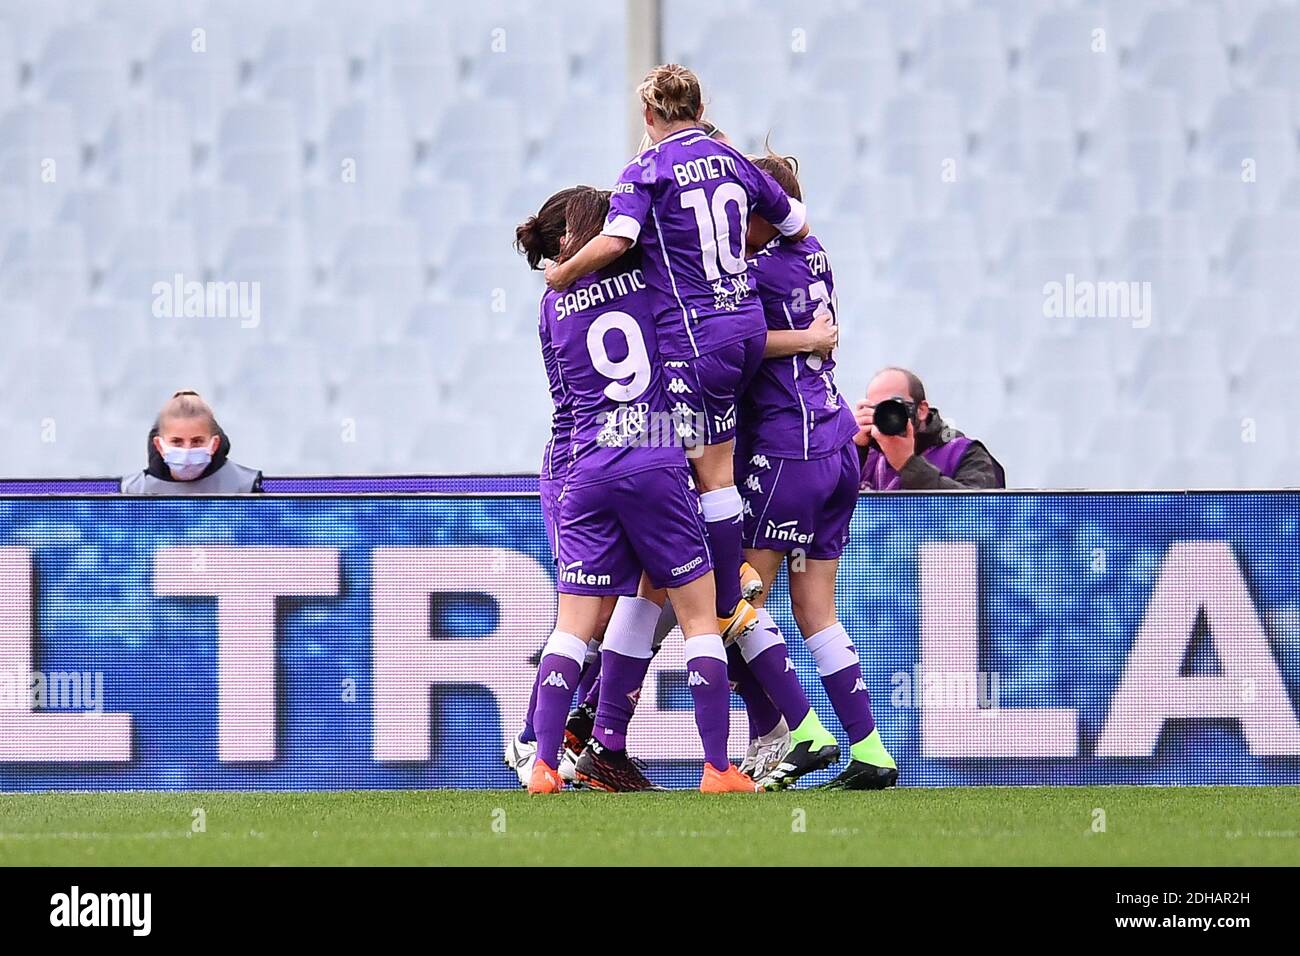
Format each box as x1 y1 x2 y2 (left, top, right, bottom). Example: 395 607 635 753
160 444 213 481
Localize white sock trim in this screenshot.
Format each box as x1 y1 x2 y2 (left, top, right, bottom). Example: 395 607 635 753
602 596 658 659
699 486 743 522
683 633 727 663
543 630 588 667
737 608 786 663
805 622 858 677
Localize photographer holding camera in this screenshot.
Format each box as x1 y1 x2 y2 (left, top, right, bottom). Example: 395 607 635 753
854 368 1005 490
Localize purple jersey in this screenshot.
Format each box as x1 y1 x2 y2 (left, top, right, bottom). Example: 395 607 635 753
740 234 859 460
602 127 807 360
538 293 574 481
541 259 686 487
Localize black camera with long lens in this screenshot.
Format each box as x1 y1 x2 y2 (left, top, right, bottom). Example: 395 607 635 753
872 397 916 437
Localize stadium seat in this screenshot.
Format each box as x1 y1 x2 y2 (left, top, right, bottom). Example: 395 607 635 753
370 21 458 143
0 23 15 117
983 91 1074 210
104 224 199 303
259 22 348 145
1168 175 1250 263
0 104 81 225
57 187 131 273
297 300 376 379
921 9 1007 133
1202 91 1296 208
835 174 915 263
36 22 129 147
333 222 425 330
218 103 301 218
432 100 525 215
148 20 239 145
878 93 966 216
1055 174 1138 262
1092 91 1185 212
401 182 475 270
106 344 218 423
0 225 88 322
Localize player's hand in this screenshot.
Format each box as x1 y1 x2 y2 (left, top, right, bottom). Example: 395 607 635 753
875 418 916 472
852 399 873 446
544 260 571 291
805 311 838 358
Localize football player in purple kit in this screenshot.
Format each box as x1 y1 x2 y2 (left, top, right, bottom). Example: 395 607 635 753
506 186 619 787
737 154 898 790
527 187 757 794
545 64 810 654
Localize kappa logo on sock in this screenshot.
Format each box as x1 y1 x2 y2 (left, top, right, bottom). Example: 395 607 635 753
852 677 868 693
784 657 795 672
542 670 571 690
687 670 710 687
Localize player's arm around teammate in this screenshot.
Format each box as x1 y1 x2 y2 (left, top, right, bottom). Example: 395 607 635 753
548 64 812 649
527 189 755 794
734 153 899 791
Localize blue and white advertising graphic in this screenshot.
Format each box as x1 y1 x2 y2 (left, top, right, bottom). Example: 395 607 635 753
1 492 1299 791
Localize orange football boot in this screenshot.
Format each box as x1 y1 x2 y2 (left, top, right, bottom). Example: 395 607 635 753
700 762 759 793
528 759 564 794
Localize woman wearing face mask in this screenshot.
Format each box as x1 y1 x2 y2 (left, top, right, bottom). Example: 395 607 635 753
120 390 263 494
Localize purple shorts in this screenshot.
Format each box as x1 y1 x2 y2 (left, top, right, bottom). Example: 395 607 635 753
554 466 714 595
539 475 564 561
740 443 859 560
663 332 765 446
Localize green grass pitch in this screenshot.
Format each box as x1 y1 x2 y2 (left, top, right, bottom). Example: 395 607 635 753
1 787 1297 866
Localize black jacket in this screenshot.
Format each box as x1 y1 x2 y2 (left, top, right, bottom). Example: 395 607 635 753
857 407 1005 490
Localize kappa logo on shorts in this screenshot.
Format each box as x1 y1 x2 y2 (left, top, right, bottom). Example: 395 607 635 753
542 670 571 690
667 377 692 394
671 401 698 439
749 454 771 470
852 677 868 693
765 519 814 545
741 499 754 518
744 474 763 494
671 555 704 577
687 670 710 687
784 657 796 672
559 560 612 587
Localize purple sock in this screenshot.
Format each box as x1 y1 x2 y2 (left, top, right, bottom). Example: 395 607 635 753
576 650 602 708
582 674 602 709
701 488 744 616
807 622 876 743
738 609 812 728
685 635 732 771
727 644 781 740
593 649 651 751
533 631 586 769
520 667 540 743
821 664 876 741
